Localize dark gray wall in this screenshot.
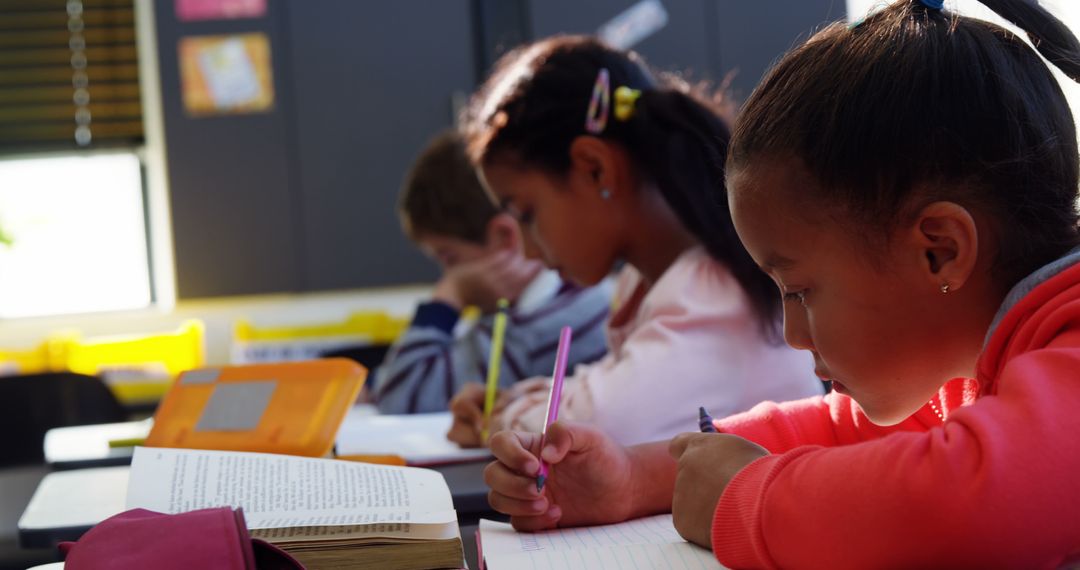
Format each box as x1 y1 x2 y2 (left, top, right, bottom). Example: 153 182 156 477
712 1 845 100
287 0 473 291
158 0 843 299
531 0 718 81
530 0 845 99
155 0 301 298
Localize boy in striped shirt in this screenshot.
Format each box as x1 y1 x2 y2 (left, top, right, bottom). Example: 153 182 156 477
372 131 611 414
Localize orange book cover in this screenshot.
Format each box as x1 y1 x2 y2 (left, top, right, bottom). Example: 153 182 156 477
145 358 365 457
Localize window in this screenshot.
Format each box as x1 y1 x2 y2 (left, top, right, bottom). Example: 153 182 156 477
0 152 152 318
0 1 153 318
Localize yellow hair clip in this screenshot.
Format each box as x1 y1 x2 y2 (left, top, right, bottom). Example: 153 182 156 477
613 86 642 122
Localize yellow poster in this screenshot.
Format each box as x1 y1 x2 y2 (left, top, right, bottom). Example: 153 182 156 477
179 33 274 116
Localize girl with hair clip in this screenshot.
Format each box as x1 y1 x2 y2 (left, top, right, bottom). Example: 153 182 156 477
481 1 1080 568
446 36 821 447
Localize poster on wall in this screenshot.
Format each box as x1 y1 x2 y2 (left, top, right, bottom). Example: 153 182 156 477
178 33 274 116
175 0 266 21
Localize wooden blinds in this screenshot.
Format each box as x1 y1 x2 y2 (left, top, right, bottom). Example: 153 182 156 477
0 0 143 150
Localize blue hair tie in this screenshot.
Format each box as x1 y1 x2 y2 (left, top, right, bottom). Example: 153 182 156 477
919 0 944 9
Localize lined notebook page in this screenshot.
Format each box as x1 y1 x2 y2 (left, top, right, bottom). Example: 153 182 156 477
479 514 727 569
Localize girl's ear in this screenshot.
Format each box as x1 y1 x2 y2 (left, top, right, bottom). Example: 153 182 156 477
485 212 522 252
910 201 979 293
568 135 618 199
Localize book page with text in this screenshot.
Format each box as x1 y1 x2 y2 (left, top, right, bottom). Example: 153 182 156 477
126 447 456 530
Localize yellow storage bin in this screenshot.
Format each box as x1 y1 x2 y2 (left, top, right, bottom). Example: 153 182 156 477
232 311 408 364
0 340 63 375
62 320 205 404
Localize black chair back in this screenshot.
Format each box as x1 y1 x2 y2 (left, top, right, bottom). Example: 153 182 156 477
0 372 127 467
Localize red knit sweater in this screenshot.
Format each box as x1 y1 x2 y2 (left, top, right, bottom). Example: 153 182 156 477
712 262 1080 569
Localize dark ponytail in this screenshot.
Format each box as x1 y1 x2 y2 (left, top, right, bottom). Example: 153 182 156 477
980 0 1080 82
623 86 779 340
730 0 1080 289
464 35 781 340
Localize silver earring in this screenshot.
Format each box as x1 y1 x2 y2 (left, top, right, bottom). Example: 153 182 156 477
599 188 612 200
940 283 950 294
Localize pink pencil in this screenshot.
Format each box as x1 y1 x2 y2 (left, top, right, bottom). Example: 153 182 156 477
536 326 572 492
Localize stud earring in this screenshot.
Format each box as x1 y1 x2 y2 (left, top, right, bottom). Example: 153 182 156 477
940 283 950 294
599 188 612 200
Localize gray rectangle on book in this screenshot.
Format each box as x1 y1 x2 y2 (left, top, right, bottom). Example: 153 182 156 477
195 381 276 432
181 368 221 384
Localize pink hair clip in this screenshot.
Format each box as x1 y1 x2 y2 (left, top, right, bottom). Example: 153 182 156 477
584 68 611 134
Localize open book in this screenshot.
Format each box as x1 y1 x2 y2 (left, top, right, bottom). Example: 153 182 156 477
478 514 727 569
126 447 464 569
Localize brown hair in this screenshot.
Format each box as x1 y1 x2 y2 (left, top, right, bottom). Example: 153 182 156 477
463 35 782 338
398 130 499 244
729 0 1080 286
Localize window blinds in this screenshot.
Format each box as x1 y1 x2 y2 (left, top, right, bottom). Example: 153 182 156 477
0 0 143 150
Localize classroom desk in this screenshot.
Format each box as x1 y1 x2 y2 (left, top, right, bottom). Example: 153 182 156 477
18 460 493 546
19 466 497 569
17 467 129 549
33 408 499 566
44 406 489 471
43 420 147 470
461 523 481 570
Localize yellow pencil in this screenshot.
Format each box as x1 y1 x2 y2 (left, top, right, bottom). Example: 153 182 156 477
107 437 146 448
335 453 408 466
482 299 510 441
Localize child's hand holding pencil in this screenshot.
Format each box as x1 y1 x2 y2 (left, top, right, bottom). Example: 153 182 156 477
485 421 641 532
447 381 521 447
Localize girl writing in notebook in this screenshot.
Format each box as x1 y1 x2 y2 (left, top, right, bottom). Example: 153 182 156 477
447 36 822 447
482 0 1080 567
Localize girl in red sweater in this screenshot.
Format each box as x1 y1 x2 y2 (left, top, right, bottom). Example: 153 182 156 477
482 0 1080 567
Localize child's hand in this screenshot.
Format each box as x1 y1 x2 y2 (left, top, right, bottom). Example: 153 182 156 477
447 382 487 447
433 250 542 312
668 433 769 548
483 422 638 531
498 377 550 407
447 378 542 447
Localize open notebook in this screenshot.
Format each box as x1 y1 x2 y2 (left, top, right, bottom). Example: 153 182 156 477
478 514 727 569
126 447 465 569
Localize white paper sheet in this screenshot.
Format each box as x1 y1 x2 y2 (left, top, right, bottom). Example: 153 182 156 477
479 514 727 569
335 410 492 465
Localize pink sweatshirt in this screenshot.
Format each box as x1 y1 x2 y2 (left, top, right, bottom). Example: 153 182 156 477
503 246 822 445
711 257 1080 568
